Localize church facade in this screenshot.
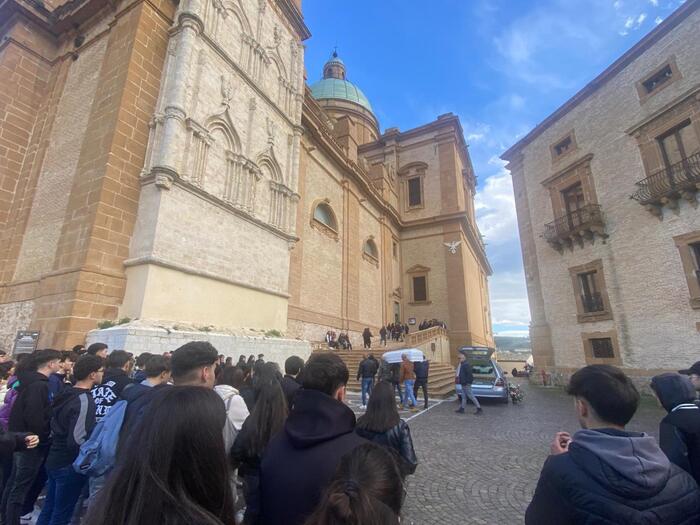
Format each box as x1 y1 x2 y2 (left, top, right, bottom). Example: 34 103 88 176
0 0 493 358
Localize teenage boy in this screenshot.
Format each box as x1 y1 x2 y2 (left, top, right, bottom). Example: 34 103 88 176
526 365 700 524
36 356 103 525
91 351 133 422
48 351 77 397
4 349 62 525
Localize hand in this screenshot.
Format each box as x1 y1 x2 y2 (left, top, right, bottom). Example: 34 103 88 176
24 435 39 449
550 432 571 455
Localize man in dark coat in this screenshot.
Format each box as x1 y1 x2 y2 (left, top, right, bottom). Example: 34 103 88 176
651 373 700 484
91 350 134 422
413 356 430 410
356 353 378 408
4 349 62 525
259 353 367 525
526 365 700 525
456 353 482 414
280 355 304 409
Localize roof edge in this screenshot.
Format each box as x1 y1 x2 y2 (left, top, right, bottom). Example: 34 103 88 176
501 0 699 161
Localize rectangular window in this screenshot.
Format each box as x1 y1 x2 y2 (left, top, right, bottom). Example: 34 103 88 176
392 241 398 259
590 338 615 359
578 271 603 313
642 64 673 94
690 242 700 287
561 182 585 229
412 276 427 302
657 120 700 168
554 136 573 157
407 177 422 207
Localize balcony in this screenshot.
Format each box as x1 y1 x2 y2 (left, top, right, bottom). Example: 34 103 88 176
631 152 700 215
544 204 607 251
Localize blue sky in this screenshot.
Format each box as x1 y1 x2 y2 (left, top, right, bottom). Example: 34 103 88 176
302 0 685 337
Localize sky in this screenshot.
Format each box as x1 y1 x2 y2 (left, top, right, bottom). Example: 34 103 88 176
301 0 686 337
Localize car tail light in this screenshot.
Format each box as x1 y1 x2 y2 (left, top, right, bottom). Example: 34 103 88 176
494 378 505 387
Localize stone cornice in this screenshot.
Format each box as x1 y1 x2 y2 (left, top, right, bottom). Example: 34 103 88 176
273 0 310 40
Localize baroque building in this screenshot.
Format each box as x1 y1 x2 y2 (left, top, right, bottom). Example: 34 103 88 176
502 0 700 386
0 0 493 360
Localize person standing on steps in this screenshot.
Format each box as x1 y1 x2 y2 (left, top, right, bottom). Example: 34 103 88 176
456 353 482 415
362 328 373 349
356 353 378 410
379 326 387 347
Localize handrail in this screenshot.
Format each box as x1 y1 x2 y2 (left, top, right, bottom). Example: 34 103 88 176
631 152 700 204
543 204 604 242
406 326 448 346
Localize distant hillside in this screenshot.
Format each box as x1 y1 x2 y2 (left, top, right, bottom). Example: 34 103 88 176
494 336 531 352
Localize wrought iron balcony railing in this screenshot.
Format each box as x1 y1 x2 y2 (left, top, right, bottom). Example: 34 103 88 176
543 204 606 249
581 292 604 313
631 152 700 207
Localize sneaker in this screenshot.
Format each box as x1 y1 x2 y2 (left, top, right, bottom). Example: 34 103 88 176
455 408 465 414
409 406 418 412
20 513 33 524
475 407 483 415
359 405 367 410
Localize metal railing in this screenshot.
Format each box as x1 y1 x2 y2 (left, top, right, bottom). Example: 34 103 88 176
632 152 700 204
581 292 604 313
544 204 604 243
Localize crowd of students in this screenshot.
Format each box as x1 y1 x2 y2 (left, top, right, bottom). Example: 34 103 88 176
0 342 418 525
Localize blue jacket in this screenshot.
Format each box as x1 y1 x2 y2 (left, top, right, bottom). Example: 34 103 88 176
458 361 473 385
526 428 700 524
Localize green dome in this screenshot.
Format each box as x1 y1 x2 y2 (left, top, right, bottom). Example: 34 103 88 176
310 78 373 113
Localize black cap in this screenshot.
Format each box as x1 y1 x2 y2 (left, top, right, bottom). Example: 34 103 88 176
678 361 700 376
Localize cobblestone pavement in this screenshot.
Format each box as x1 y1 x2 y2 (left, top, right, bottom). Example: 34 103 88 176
350 381 665 525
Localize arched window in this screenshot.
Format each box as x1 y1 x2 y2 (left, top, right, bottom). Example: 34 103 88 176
312 202 337 231
363 238 378 260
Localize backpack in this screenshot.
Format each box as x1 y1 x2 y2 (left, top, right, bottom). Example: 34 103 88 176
73 398 128 477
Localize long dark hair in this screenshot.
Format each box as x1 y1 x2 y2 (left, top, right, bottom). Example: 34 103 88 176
85 387 236 525
216 366 245 390
356 381 400 433
304 443 403 525
244 366 287 458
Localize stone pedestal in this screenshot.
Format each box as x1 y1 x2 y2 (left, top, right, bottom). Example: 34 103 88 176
86 324 311 365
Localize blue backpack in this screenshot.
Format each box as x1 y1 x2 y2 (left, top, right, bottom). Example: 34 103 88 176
73 399 128 477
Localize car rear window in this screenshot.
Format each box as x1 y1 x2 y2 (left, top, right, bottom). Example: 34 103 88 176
472 364 495 377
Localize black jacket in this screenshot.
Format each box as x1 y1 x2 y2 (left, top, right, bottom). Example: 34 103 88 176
0 429 29 461
46 387 96 470
458 361 473 385
652 373 700 484
231 417 264 522
414 361 430 381
356 419 418 476
259 389 367 525
91 368 132 421
525 428 700 525
356 358 378 380
280 375 301 409
8 371 53 445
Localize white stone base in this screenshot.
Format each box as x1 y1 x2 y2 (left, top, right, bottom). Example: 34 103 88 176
86 324 312 365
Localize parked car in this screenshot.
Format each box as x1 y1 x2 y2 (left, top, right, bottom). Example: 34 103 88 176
456 346 509 404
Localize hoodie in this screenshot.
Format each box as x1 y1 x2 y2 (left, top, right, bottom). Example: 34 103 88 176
46 387 96 470
8 371 53 445
214 384 249 433
259 389 367 525
526 428 700 524
652 373 700 484
91 368 132 422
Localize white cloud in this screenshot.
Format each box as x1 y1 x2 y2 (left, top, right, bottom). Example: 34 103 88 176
494 329 530 337
655 16 663 23
488 270 531 327
649 0 658 6
613 0 622 9
475 158 518 246
637 12 647 24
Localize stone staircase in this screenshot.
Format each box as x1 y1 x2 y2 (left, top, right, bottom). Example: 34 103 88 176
311 347 457 398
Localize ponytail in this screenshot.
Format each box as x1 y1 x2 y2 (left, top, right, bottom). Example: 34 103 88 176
304 444 403 525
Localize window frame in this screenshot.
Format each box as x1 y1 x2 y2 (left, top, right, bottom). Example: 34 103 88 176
310 200 339 240
362 237 379 266
550 130 578 163
568 259 613 322
412 275 428 303
406 176 424 209
581 331 622 365
407 264 431 305
674 231 700 309
636 56 682 104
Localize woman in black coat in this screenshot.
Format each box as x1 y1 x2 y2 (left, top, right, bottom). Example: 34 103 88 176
356 381 417 476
